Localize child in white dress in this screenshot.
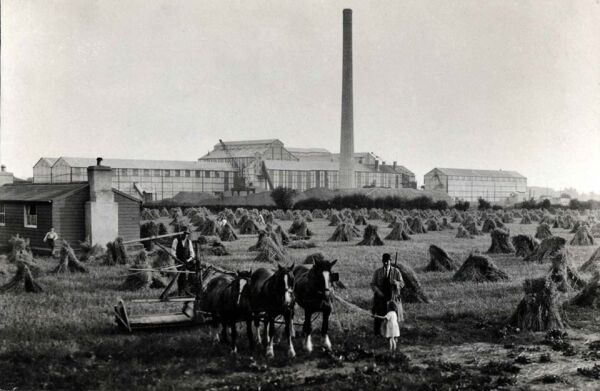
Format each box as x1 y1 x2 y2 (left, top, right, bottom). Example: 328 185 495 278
372 301 400 351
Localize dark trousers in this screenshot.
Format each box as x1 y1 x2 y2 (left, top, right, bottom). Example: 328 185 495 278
372 295 388 336
177 262 194 296
47 239 55 253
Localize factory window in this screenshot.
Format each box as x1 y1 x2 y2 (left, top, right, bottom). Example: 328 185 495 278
174 170 180 177
205 171 211 178
132 169 139 176
153 169 159 176
24 205 37 228
195 170 202 178
164 170 170 177
214 172 220 178
120 169 128 176
0 203 4 225
185 170 191 177
143 169 150 177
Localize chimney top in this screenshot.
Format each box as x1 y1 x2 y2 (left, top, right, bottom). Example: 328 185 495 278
1 165 5 172
96 157 103 166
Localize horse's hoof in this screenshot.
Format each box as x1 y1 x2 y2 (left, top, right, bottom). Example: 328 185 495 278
323 335 332 351
289 349 296 359
266 350 274 359
304 336 313 353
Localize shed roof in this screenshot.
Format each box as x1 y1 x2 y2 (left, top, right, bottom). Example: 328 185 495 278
430 168 526 179
55 157 236 171
0 183 141 203
0 183 88 202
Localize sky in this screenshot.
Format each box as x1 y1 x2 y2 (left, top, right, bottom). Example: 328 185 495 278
2 0 599 192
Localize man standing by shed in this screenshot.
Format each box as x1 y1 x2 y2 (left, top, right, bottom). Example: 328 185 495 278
371 253 405 336
171 228 195 296
43 227 59 257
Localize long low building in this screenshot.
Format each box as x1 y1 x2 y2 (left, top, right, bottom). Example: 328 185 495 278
33 157 237 201
424 168 527 204
261 160 411 191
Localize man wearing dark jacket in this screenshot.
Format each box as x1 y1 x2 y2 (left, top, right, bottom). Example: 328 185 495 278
171 228 195 296
371 253 405 336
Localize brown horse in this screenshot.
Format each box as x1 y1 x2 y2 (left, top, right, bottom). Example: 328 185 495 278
213 270 254 353
293 259 338 352
249 264 296 358
198 265 239 342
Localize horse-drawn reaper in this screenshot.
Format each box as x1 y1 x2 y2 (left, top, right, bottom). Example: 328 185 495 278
114 233 344 358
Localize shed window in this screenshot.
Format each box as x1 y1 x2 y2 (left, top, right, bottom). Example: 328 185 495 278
174 170 180 177
214 171 220 178
185 170 191 177
0 203 5 225
143 169 150 177
164 170 171 177
205 171 211 178
154 169 161 176
24 205 37 228
132 169 139 176
195 170 202 178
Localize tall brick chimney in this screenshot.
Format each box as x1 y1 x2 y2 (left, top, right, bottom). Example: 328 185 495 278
85 158 118 246
338 9 355 189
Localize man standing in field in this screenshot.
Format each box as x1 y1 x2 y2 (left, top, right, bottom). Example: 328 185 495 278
371 253 405 336
171 228 195 296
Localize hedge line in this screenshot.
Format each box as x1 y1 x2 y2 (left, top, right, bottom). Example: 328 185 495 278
294 195 449 211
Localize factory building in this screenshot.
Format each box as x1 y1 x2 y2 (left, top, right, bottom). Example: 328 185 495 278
31 141 416 201
424 168 527 204
32 157 236 201
198 139 298 191
199 139 417 192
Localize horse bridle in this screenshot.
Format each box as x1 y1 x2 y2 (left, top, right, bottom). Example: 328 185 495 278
310 268 332 296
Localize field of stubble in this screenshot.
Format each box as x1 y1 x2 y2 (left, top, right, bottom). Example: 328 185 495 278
1 215 599 390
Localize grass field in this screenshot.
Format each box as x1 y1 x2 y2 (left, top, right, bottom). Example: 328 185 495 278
1 214 599 390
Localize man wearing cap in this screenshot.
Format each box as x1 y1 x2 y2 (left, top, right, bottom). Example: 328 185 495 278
171 228 195 296
371 253 405 336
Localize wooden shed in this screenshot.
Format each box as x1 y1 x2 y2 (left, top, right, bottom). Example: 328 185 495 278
0 182 141 253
